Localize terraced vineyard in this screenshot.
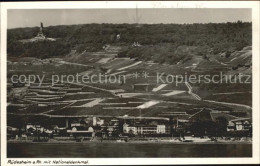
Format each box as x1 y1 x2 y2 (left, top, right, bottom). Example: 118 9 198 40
7 45 252 128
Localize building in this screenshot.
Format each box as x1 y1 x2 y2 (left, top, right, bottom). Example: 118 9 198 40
65 119 95 137
26 124 44 133
157 125 166 134
123 123 166 135
227 118 252 131
123 125 137 134
116 34 121 40
100 119 120 137
67 126 94 137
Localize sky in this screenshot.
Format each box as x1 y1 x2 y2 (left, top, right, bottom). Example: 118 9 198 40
7 9 252 29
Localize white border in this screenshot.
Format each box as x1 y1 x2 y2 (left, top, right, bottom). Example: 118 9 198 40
1 1 260 165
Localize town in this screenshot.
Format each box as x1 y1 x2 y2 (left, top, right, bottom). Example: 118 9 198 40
7 110 252 143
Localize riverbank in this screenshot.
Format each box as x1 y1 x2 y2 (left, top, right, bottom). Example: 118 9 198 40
7 137 252 144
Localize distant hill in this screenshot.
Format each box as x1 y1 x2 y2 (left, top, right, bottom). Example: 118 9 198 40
7 21 251 64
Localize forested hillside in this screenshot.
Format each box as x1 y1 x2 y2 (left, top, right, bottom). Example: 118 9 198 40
7 21 251 63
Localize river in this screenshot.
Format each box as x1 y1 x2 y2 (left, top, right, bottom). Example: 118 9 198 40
7 142 252 158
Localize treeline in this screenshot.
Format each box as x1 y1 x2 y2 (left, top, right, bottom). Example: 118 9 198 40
7 21 251 59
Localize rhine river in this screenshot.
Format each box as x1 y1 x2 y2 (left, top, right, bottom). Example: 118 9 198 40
7 142 252 158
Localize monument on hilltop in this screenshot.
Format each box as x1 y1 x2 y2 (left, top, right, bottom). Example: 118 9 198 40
20 22 56 43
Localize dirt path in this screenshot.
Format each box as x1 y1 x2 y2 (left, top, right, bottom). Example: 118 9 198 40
185 82 202 100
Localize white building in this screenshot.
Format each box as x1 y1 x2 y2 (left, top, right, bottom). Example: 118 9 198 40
123 124 166 135
156 125 166 134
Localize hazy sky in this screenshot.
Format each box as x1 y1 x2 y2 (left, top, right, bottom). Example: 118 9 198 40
8 9 251 29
